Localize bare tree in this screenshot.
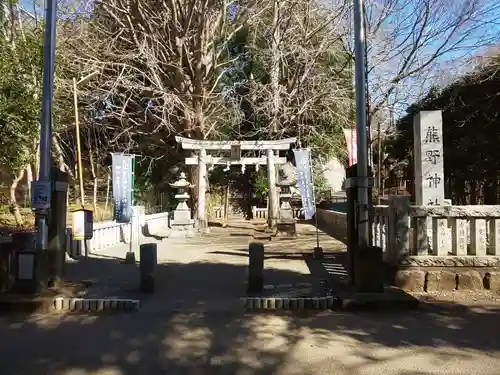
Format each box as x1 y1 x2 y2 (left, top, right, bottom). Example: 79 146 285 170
244 0 353 159
69 0 275 146
358 0 500 198
365 0 500 120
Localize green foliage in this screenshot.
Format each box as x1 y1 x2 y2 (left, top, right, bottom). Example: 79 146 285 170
312 163 331 201
252 169 268 197
0 22 73 173
0 29 44 170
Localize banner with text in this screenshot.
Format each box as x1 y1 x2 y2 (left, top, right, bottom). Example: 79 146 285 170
293 149 315 220
343 128 357 166
112 153 133 223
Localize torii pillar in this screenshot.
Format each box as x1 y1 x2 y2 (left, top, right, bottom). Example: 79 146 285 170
266 149 279 229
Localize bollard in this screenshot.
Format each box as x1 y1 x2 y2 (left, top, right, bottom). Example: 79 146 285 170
313 246 323 259
247 242 264 293
140 243 157 293
354 245 384 293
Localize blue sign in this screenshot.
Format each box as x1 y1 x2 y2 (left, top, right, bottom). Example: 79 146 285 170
293 149 316 220
112 153 133 223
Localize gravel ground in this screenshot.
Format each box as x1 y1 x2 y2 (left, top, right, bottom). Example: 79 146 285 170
412 289 500 305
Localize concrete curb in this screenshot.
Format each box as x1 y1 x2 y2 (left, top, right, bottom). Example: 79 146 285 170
242 296 340 310
53 297 140 313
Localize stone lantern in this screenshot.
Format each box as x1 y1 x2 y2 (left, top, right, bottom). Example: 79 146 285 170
169 172 195 236
275 177 297 236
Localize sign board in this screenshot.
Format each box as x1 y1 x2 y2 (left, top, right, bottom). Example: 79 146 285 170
72 209 94 240
293 149 316 220
230 144 241 160
31 181 51 209
112 153 134 223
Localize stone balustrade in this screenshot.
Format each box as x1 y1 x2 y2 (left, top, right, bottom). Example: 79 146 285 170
252 207 267 219
66 211 170 257
317 198 500 292
373 198 500 267
317 197 500 267
251 206 304 220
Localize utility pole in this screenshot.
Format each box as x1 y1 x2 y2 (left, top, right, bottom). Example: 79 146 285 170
35 0 57 253
353 0 371 248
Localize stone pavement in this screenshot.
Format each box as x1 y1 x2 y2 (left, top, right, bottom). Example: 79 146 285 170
1 301 500 374
2 222 500 374
64 221 346 312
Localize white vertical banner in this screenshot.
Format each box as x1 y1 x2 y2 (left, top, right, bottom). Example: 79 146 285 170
293 149 316 220
343 128 358 166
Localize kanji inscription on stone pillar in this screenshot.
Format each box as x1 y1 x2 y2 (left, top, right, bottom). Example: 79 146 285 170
413 111 445 205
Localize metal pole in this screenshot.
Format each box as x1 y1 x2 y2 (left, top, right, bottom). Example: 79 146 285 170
73 78 85 207
353 0 370 248
36 0 57 251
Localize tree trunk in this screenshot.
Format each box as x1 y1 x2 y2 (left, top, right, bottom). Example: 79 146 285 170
34 141 40 180
189 160 200 222
26 164 33 205
89 147 98 215
470 180 477 205
9 169 25 226
105 173 111 211
270 0 281 134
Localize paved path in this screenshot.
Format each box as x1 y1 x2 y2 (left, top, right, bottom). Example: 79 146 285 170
64 221 345 312
1 222 500 374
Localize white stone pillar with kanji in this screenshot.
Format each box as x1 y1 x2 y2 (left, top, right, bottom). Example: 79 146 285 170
413 111 445 206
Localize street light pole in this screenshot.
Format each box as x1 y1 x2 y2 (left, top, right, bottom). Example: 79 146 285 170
353 0 371 248
36 0 57 251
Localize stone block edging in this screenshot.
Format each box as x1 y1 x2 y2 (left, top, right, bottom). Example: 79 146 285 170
53 297 140 313
398 256 500 267
394 269 500 293
241 296 340 310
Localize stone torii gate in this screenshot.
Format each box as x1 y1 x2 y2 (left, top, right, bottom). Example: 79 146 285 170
175 137 296 229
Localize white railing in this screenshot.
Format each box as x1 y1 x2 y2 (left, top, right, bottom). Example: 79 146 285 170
251 206 305 220
293 207 305 219
211 206 224 219
67 211 170 257
252 207 267 219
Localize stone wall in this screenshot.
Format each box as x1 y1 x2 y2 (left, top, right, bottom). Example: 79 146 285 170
316 208 347 243
395 268 500 293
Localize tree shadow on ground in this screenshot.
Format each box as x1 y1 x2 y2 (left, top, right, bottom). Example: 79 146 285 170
1 255 500 374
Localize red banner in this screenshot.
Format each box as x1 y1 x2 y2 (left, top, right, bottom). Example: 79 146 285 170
343 128 357 166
